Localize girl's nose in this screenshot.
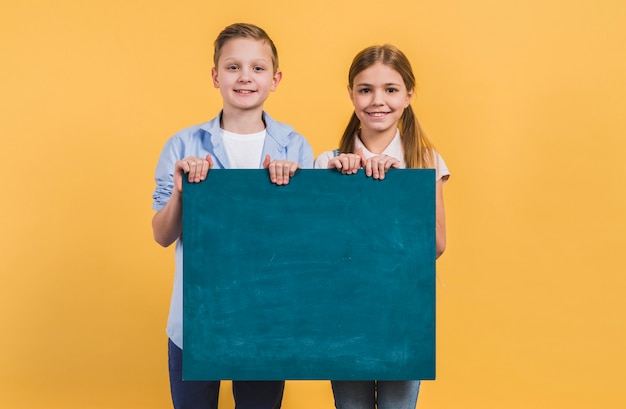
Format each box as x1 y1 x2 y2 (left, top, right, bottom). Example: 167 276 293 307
371 90 385 105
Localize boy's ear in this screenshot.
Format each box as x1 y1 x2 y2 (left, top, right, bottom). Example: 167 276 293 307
270 70 283 91
211 67 219 88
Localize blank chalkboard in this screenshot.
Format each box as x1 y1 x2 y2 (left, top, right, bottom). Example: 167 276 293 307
182 169 436 380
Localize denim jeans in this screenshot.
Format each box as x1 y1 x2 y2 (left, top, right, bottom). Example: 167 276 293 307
168 339 285 409
331 380 420 409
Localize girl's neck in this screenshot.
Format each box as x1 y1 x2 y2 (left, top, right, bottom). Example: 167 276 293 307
359 128 397 154
220 108 266 134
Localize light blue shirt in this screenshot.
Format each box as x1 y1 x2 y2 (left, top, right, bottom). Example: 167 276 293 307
152 111 314 348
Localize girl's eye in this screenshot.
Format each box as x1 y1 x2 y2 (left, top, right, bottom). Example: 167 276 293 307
358 88 371 94
387 88 399 93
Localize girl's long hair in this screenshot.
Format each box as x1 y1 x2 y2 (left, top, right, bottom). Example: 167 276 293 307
338 44 435 169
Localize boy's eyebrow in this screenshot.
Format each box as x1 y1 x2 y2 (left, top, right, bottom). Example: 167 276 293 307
220 57 271 65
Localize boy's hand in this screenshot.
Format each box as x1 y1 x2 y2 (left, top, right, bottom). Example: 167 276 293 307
263 154 300 185
363 154 400 180
327 148 365 175
174 154 213 193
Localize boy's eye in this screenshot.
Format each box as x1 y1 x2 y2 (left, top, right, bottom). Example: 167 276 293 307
253 66 265 72
358 88 371 94
227 65 239 70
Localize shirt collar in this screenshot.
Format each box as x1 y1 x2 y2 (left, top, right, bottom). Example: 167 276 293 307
354 129 405 168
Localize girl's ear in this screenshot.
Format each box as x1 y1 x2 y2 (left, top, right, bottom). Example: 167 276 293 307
405 88 414 108
211 67 219 88
347 85 354 103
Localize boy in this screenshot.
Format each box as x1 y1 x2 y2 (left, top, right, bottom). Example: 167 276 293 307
152 23 313 409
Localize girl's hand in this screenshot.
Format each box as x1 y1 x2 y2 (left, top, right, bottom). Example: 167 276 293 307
327 148 365 175
263 154 300 185
174 154 213 193
363 154 400 180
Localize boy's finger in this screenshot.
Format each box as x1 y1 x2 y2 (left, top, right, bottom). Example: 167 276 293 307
200 160 210 180
289 162 299 176
281 163 290 184
274 162 285 184
268 162 277 183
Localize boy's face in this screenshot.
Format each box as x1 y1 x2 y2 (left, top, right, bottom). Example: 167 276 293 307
212 38 282 114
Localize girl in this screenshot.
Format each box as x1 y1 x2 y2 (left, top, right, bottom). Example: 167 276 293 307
314 44 449 409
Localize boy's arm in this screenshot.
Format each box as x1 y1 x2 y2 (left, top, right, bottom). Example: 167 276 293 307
152 150 212 247
152 189 183 247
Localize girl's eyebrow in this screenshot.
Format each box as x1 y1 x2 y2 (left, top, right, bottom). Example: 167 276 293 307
355 82 402 87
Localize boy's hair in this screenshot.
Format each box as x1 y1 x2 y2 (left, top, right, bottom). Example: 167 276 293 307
338 44 435 169
213 23 279 73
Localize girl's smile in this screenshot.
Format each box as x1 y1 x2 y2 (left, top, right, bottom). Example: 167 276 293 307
366 111 391 118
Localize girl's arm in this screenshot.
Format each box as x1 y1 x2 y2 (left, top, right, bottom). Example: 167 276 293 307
435 178 447 258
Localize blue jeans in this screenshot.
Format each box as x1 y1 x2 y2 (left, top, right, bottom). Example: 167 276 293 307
168 339 285 409
331 380 420 409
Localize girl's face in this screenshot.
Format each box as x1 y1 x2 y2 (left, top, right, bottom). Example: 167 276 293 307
349 62 413 136
212 38 281 114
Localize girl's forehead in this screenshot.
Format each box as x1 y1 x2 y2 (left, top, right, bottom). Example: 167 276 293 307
354 63 403 84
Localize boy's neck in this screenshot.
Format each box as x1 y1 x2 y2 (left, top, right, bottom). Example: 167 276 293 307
220 108 266 134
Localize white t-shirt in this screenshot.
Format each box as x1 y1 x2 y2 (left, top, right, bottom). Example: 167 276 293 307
314 130 450 181
222 129 266 168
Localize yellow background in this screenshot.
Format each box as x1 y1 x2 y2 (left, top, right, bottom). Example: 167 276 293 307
2 0 625 408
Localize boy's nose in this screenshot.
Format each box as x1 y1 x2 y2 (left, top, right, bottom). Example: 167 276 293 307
238 68 252 82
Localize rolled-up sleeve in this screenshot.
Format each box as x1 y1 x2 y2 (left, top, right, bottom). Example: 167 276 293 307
152 137 182 211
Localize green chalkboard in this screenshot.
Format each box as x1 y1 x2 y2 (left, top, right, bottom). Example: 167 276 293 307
182 169 435 380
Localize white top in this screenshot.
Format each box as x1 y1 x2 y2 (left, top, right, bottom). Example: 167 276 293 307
314 130 450 181
222 129 267 168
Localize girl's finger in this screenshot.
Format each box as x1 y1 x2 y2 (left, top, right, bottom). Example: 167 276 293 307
349 155 359 173
330 159 342 170
340 157 351 174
